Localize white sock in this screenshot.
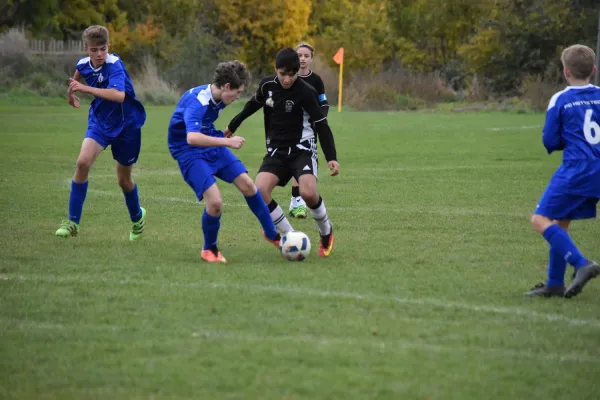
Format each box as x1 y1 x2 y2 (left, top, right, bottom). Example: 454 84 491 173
309 197 331 236
290 196 306 208
271 205 294 233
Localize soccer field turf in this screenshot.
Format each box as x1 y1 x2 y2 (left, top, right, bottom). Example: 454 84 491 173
1 103 599 399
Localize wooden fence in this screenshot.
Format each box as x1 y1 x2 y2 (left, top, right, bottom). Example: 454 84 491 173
0 39 84 55
28 39 84 55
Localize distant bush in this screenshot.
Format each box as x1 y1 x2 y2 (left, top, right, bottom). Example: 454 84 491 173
521 75 563 112
133 56 180 105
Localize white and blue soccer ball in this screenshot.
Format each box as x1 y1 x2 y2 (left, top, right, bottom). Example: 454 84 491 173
280 231 311 261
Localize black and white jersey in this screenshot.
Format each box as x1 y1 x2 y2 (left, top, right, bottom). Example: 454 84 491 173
228 75 337 162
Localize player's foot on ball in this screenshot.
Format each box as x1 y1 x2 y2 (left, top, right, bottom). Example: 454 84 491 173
319 225 334 257
262 231 281 248
524 282 565 297
55 220 79 238
289 205 308 219
130 207 146 241
201 247 228 264
564 260 600 298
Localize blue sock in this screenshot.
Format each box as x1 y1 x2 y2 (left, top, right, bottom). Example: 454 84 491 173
68 180 88 224
202 209 221 250
542 225 587 268
123 184 142 222
245 189 278 240
546 247 567 287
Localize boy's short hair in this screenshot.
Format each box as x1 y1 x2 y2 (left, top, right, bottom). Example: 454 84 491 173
82 25 109 47
295 41 314 57
561 44 596 80
213 60 251 89
275 48 300 74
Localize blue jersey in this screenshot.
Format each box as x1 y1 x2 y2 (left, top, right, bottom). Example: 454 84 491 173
543 84 600 197
76 54 146 136
168 85 227 159
543 84 600 160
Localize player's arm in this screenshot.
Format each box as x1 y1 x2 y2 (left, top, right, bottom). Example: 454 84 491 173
184 104 244 149
69 60 126 103
226 80 268 134
67 70 82 108
314 76 329 118
302 91 340 175
542 97 563 153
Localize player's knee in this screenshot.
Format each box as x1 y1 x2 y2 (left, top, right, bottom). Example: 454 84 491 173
530 214 548 233
75 156 93 173
299 186 318 205
205 197 223 215
236 175 257 197
117 175 134 191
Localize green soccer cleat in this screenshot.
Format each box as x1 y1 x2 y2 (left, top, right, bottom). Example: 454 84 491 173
130 207 146 241
289 205 308 219
55 220 79 238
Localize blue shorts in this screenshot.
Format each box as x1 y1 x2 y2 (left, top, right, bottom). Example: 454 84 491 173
177 148 247 201
535 186 599 220
85 124 141 166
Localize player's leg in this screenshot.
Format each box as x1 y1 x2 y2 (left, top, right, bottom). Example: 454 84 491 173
111 127 145 240
297 173 334 257
255 153 294 234
200 183 227 264
528 190 599 298
293 149 334 257
56 136 104 237
525 218 570 297
289 177 307 219
214 148 281 247
180 157 226 263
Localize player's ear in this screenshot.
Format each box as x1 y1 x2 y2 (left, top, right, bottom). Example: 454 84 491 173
223 83 231 91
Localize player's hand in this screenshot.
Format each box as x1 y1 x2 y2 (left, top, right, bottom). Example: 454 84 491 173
69 78 88 94
328 160 340 176
226 136 245 149
224 127 233 138
68 93 80 108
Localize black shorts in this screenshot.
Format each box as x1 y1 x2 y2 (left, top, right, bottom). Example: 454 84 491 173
258 139 318 186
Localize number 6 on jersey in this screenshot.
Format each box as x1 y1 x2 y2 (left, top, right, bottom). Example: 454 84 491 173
584 109 600 145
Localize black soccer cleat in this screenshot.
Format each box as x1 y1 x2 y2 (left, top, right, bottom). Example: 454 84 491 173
564 260 600 299
524 282 565 297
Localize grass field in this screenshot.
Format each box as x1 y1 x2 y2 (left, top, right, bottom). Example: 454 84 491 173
1 101 599 400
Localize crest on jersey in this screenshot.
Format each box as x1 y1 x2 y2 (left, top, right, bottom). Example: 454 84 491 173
285 100 294 112
266 98 274 108
98 73 104 83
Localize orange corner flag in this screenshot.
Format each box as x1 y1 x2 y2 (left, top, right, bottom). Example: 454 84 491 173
333 47 344 65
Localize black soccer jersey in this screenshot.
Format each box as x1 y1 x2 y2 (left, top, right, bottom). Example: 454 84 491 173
228 75 337 161
260 71 328 141
300 70 329 117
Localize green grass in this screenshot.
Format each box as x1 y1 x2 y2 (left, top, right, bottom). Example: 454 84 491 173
1 102 599 400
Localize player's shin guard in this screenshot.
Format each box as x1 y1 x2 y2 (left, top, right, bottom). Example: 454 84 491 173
308 196 331 236
202 209 221 251
245 190 278 240
542 225 587 268
547 247 567 287
268 200 294 233
123 184 142 222
68 180 88 224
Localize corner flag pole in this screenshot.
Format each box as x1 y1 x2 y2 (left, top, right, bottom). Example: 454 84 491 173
595 9 600 86
333 47 344 112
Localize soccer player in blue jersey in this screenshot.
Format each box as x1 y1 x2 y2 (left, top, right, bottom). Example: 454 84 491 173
168 61 281 264
525 44 600 298
56 25 147 240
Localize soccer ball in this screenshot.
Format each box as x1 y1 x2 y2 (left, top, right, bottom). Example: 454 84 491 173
280 231 311 261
